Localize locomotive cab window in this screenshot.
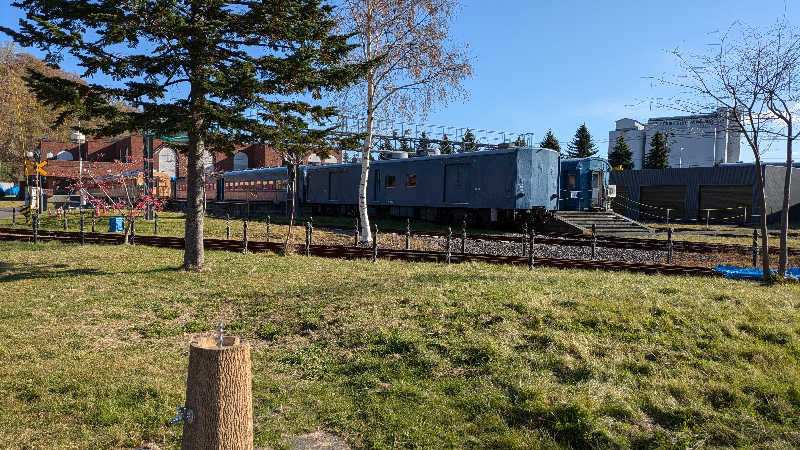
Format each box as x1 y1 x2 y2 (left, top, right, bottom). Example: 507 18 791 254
567 174 576 187
385 175 396 188
406 174 417 188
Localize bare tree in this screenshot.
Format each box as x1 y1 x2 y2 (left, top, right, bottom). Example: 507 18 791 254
762 20 800 275
336 0 472 243
662 22 782 281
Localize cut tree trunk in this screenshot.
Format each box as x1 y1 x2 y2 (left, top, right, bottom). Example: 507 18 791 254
779 123 792 275
182 336 253 450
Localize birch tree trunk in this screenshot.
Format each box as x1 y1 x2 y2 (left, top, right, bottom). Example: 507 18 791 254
357 3 375 244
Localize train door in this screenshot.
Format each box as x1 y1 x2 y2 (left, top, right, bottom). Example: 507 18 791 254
591 171 604 209
444 163 470 204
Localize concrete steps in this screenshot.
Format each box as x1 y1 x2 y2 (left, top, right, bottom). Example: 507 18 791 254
552 211 653 235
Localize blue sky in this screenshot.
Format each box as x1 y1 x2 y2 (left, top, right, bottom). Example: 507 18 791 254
1 0 796 161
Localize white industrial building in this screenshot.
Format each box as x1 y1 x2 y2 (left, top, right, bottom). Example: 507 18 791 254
609 108 741 169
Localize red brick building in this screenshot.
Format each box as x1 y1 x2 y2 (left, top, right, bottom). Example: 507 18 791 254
34 135 340 194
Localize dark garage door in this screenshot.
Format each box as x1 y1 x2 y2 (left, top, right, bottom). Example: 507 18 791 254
699 184 753 221
639 185 686 221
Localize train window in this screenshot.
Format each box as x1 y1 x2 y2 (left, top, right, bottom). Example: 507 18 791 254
567 174 576 187
385 175 396 188
406 174 417 188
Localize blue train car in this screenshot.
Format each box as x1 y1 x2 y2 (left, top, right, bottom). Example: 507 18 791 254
304 147 559 223
559 157 612 211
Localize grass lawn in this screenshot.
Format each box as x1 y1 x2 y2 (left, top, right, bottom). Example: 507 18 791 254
1 242 799 449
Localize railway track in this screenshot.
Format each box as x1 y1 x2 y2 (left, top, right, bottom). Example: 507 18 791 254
0 227 720 277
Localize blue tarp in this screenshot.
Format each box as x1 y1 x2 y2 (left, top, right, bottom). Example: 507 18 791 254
108 216 124 232
714 264 799 281
2 186 19 196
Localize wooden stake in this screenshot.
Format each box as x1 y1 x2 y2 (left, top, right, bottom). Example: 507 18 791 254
181 335 253 450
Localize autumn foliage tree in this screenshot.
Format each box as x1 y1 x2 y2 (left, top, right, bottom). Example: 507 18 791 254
336 0 473 243
3 0 364 270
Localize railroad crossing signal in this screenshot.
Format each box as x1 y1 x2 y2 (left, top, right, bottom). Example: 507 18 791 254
24 159 47 176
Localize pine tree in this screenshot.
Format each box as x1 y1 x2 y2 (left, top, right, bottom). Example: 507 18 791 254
417 131 430 154
567 124 598 158
644 131 671 169
513 135 526 147
440 134 454 154
2 0 365 270
608 135 634 170
461 129 477 152
539 129 561 153
399 137 411 153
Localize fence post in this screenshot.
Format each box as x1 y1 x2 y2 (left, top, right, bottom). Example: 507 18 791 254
667 227 673 264
522 222 527 256
91 209 96 233
80 210 85 245
130 217 136 245
446 227 452 265
226 214 230 240
266 216 270 242
305 222 311 257
354 217 359 247
705 209 710 230
179 326 253 450
528 221 535 270
63 209 68 231
242 219 248 254
752 229 759 267
154 212 159 235
743 207 747 225
591 224 597 260
11 207 15 228
405 218 411 251
33 213 38 245
372 224 378 263
461 215 467 254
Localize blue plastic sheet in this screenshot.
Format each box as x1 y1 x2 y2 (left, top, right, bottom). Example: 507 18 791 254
108 216 124 232
3 186 19 196
714 264 800 281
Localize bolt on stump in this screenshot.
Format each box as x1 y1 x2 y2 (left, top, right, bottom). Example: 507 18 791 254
181 333 254 450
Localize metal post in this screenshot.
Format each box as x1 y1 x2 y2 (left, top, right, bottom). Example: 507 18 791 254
446 227 452 265
667 227 673 264
591 224 597 260
243 219 248 254
33 213 38 245
80 210 85 245
226 214 230 240
528 222 535 270
372 224 378 263
266 216 270 242
461 216 467 254
752 229 759 267
405 218 410 250
354 217 359 247
743 207 747 225
706 209 710 230
130 217 136 245
63 209 68 231
154 212 159 235
11 207 15 228
308 221 314 256
522 222 527 256
91 209 96 233
666 208 671 226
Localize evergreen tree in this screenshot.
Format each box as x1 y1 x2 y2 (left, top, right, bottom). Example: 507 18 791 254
539 129 561 153
644 131 671 169
608 135 634 170
2 0 364 270
399 137 411 153
440 134 454 154
567 124 598 158
513 135 526 147
417 131 430 154
461 129 477 152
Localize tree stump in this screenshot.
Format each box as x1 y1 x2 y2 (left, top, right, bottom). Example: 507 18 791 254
182 336 253 450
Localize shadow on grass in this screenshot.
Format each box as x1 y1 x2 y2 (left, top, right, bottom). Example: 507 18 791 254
0 261 182 282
